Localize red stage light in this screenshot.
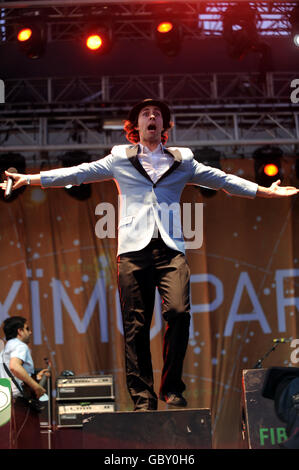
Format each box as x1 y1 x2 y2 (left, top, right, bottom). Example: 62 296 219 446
16 25 46 59
155 21 181 56
264 163 279 177
17 28 32 42
157 22 173 34
86 34 103 51
253 146 282 186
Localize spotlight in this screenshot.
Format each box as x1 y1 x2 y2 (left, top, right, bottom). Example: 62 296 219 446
193 147 222 197
16 24 46 59
157 22 174 34
290 5 299 47
58 151 92 201
84 27 113 54
17 28 32 42
222 4 258 60
155 21 182 57
253 146 283 187
86 34 103 51
0 153 27 202
263 163 279 178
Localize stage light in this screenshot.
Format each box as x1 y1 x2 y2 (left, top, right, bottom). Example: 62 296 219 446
193 147 222 197
17 28 32 42
264 163 279 178
16 24 46 59
155 21 182 57
290 5 299 48
222 4 258 60
253 146 283 187
84 27 113 54
0 153 27 202
157 22 173 34
58 151 92 201
86 34 103 51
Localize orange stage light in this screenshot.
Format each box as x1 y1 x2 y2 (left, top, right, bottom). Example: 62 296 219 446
264 163 279 177
86 34 103 50
157 22 173 34
17 28 32 42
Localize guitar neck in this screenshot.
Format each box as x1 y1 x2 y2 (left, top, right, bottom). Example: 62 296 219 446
39 361 51 388
39 373 48 388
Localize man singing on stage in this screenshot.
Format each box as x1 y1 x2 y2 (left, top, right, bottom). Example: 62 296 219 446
1 99 298 411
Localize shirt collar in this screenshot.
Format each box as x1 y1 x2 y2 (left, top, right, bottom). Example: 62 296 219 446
138 142 164 155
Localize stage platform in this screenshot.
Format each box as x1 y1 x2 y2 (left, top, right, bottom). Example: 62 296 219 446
53 408 212 450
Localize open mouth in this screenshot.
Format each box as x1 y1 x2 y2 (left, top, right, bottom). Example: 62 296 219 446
148 124 156 131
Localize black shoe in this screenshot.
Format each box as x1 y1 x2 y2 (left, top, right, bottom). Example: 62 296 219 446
159 392 187 407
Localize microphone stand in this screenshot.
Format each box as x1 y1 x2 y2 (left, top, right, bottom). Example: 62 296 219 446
252 341 281 369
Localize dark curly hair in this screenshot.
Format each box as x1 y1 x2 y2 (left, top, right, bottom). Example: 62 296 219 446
123 119 174 145
2 316 27 340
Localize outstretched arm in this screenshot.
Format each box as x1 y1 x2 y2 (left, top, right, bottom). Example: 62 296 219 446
0 171 41 192
0 154 114 193
256 180 299 198
190 159 299 199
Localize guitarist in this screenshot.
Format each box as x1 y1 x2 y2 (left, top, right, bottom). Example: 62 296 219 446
0 316 49 449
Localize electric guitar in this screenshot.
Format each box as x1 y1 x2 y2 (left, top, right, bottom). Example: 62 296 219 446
22 357 51 413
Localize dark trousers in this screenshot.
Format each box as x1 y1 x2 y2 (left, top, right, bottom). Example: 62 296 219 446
117 236 191 411
12 397 42 449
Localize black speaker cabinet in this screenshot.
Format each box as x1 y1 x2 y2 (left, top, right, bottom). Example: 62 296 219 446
56 402 116 428
242 369 287 449
82 408 212 449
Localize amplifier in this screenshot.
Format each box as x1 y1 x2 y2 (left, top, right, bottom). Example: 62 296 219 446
242 369 287 449
57 402 115 428
56 375 114 401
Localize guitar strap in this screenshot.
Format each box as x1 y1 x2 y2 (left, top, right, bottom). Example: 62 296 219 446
3 362 25 396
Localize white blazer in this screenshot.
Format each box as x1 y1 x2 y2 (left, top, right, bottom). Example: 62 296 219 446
41 144 258 255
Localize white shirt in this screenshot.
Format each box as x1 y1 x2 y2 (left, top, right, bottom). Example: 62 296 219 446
138 143 173 183
0 338 34 397
137 143 174 238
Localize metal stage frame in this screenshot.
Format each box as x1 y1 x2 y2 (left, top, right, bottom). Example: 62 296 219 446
0 1 298 165
0 71 298 166
0 1 297 43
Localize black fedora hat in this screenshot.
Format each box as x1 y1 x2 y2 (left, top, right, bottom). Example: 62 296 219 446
128 98 171 127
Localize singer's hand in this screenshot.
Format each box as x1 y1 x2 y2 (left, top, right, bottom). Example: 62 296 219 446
0 171 27 192
257 180 299 198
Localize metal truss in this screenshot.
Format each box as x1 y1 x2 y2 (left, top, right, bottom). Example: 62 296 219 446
0 71 298 166
2 71 298 111
1 110 298 167
0 1 297 43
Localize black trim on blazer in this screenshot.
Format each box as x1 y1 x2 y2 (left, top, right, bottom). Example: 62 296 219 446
126 144 153 183
126 144 182 185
